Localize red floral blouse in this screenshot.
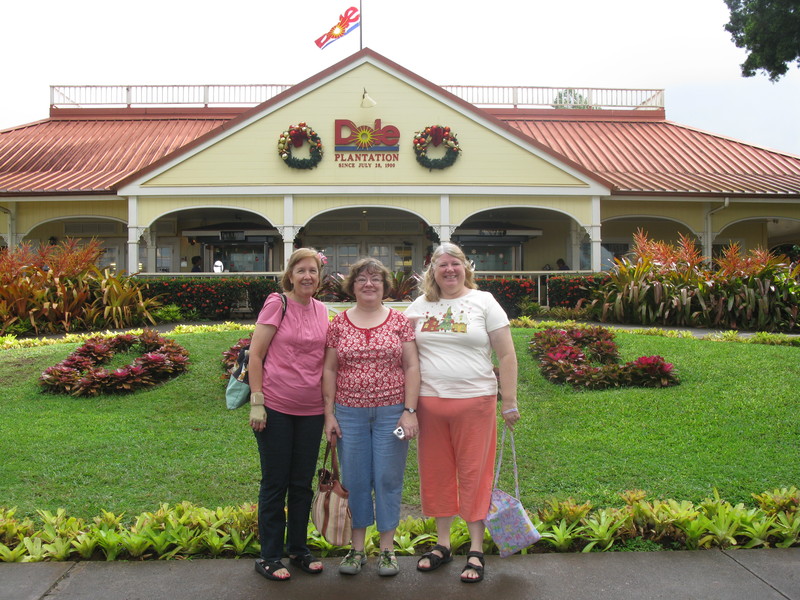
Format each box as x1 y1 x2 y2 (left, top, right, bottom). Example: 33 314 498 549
326 308 415 407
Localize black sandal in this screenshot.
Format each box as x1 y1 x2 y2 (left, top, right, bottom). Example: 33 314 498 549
255 558 291 581
460 551 485 583
289 553 323 574
417 544 453 572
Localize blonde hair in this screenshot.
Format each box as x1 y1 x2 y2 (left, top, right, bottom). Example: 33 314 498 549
342 257 392 299
280 247 324 292
419 242 477 301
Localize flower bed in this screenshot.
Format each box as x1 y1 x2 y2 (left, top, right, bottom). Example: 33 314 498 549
39 330 189 396
529 325 679 389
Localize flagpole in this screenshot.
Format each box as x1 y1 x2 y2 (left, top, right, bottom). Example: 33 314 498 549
360 0 363 49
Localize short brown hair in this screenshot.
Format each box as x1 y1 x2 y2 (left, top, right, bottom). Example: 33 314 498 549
280 248 324 292
342 257 392 299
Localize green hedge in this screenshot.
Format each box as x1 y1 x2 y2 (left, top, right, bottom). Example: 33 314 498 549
475 278 537 318
140 277 281 319
546 273 610 308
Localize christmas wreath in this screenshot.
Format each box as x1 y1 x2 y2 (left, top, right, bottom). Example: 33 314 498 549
413 125 461 170
40 330 189 397
277 122 323 169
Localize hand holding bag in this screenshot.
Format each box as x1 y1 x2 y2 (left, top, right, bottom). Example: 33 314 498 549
311 439 352 546
484 428 541 557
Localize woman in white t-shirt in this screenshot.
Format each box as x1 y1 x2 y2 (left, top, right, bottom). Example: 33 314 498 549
405 242 519 584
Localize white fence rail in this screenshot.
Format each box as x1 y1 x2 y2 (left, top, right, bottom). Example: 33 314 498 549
51 84 664 110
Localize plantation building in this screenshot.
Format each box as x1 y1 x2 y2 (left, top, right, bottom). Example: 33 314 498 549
2 48 800 277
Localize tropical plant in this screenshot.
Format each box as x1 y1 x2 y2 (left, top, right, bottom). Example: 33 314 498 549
591 230 800 332
387 271 421 300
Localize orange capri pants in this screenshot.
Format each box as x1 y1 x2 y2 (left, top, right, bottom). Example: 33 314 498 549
417 395 497 523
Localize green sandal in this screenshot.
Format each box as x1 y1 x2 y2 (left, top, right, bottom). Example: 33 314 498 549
378 550 399 577
339 549 367 575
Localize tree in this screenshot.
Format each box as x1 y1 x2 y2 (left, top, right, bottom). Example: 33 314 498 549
724 0 800 81
551 88 595 109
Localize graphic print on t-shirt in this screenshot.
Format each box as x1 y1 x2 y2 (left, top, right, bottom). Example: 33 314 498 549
420 306 468 333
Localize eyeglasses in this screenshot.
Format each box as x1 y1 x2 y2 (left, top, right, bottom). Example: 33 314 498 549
354 276 384 286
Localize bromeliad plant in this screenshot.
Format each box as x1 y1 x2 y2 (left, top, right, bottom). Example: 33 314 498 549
529 325 679 389
2 489 800 561
39 330 189 396
0 239 161 335
591 230 800 332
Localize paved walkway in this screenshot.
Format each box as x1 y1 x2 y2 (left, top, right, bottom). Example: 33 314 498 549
2 549 798 600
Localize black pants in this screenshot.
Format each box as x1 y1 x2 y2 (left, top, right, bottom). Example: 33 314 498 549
253 407 324 561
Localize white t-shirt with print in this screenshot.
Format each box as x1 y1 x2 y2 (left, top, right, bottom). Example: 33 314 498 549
405 289 509 398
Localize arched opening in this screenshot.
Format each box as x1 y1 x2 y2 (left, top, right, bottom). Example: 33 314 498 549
299 206 432 276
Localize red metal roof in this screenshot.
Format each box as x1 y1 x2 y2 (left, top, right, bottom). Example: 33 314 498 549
495 110 800 196
0 109 240 194
2 89 800 197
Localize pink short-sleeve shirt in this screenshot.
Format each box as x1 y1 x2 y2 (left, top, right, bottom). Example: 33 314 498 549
257 293 329 415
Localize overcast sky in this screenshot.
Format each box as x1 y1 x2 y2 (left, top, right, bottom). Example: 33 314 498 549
3 0 799 156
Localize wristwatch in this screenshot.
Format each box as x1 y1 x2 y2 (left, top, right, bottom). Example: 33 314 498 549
403 407 416 414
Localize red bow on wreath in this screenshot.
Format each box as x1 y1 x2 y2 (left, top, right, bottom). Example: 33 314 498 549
430 126 444 146
289 129 307 147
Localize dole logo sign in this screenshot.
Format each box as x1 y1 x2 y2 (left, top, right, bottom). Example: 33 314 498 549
335 119 400 151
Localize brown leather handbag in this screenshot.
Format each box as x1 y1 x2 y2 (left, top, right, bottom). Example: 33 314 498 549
311 439 352 546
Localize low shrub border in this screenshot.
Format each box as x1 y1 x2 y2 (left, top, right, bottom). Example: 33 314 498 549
1 487 797 561
546 273 609 308
529 325 679 389
140 278 281 320
38 330 189 397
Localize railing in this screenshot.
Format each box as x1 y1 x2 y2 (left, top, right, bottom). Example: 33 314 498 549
50 84 664 111
50 85 293 108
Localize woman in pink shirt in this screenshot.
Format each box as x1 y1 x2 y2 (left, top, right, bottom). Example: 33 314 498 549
248 248 329 582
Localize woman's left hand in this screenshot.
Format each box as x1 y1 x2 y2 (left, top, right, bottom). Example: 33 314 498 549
397 412 419 440
501 404 520 430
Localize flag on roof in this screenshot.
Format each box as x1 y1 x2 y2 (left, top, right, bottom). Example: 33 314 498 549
315 6 360 49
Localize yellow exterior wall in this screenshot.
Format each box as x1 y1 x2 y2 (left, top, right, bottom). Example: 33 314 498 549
293 195 438 225
714 203 800 233
137 196 284 227
601 200 705 231
450 195 593 225
601 220 695 244
144 64 589 189
16 200 126 233
716 221 768 248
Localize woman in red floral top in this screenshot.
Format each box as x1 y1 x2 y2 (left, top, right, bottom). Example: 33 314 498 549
323 258 420 577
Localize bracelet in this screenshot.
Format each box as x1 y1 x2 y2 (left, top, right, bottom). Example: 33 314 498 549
502 407 519 415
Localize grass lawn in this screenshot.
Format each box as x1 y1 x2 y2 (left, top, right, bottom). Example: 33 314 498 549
1 326 798 520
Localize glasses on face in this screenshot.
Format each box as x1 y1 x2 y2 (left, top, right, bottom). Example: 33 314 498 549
354 276 384 286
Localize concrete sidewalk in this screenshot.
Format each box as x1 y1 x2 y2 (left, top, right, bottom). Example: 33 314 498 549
2 549 798 600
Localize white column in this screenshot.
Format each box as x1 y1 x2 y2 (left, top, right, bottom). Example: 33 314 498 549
590 195 602 272
146 229 157 273
280 226 302 266
438 195 453 242
126 196 142 274
281 194 297 268
0 202 17 247
569 222 579 269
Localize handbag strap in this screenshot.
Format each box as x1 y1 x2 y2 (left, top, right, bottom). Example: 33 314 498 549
323 439 342 481
493 428 521 500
